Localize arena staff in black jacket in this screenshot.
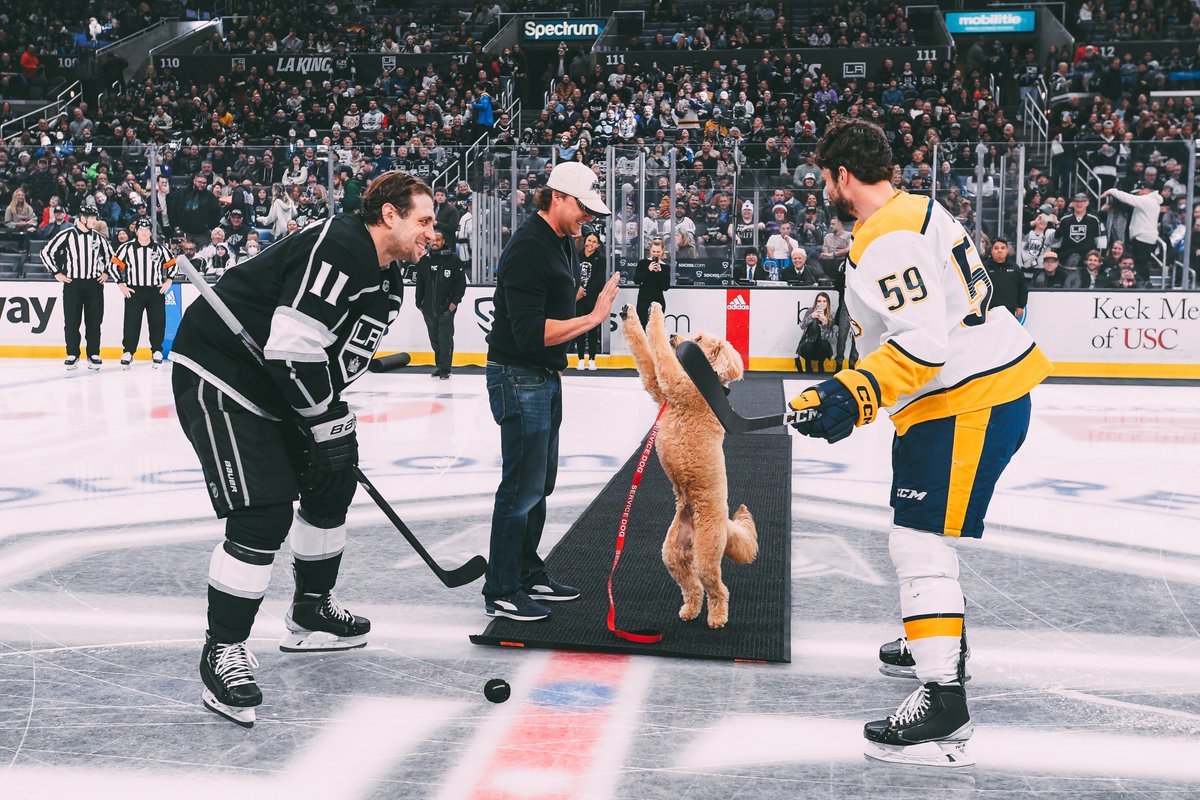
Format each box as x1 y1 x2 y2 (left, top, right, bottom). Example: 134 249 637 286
572 231 606 370
483 161 620 622
633 235 671 327
169 171 434 728
415 231 468 378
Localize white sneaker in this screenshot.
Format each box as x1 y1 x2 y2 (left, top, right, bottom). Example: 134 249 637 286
120 352 133 370
576 358 586 370
152 351 163 368
587 359 597 371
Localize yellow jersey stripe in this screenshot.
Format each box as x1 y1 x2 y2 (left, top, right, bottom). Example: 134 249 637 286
904 615 965 641
857 340 944 409
943 407 992 537
891 344 1053 436
849 192 932 264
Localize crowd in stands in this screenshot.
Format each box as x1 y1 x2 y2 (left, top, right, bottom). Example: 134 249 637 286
3 0 1199 288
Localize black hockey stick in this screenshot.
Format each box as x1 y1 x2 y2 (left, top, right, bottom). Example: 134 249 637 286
675 340 818 433
176 256 488 588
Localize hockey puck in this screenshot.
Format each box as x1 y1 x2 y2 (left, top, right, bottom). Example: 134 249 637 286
484 678 511 703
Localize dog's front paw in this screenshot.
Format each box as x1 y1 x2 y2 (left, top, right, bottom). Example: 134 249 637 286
679 598 702 621
619 303 632 320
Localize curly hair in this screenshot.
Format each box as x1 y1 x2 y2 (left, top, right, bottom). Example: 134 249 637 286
358 170 433 225
814 118 895 185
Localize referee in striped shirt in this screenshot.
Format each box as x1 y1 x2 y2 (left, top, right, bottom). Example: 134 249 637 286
41 201 113 370
110 218 177 369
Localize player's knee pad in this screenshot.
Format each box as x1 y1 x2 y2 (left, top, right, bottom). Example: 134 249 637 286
889 524 959 585
297 468 356 528
289 507 347 563
225 502 294 553
209 538 275 600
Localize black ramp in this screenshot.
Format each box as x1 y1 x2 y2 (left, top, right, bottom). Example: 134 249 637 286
471 378 792 662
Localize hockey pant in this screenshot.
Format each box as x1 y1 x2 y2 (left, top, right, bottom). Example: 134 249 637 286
173 366 357 643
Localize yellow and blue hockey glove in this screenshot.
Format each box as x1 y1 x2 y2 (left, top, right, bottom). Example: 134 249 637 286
788 369 882 443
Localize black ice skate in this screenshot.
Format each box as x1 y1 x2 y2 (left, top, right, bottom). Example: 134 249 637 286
878 635 971 682
200 634 262 728
864 682 974 768
280 591 371 652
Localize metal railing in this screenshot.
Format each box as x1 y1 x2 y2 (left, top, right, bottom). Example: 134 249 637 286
0 81 82 141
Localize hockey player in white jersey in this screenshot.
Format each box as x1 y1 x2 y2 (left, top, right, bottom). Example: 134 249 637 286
788 118 1052 766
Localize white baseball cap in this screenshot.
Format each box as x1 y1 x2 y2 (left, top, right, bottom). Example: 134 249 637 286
545 161 610 217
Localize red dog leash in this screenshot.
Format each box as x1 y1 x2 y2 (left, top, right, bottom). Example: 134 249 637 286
606 401 667 644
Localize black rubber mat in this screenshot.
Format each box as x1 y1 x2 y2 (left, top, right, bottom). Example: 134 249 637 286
471 379 792 662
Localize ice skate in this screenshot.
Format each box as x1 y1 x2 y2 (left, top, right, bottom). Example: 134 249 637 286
879 637 970 682
200 634 261 728
64 356 79 370
152 351 163 368
280 590 370 652
87 355 102 370
864 682 974 768
120 352 133 370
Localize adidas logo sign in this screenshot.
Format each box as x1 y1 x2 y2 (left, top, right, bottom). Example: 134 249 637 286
727 294 750 310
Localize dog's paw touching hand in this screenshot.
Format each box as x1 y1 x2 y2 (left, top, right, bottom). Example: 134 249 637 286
619 303 632 320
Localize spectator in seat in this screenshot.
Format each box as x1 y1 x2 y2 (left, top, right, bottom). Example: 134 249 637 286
674 228 699 260
1077 249 1110 289
766 220 798 261
1111 256 1144 289
256 184 295 239
1033 250 1073 288
1057 193 1103 272
780 248 821 286
220 208 254 254
738 248 771 282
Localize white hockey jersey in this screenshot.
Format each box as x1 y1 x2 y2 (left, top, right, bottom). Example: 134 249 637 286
844 191 1052 434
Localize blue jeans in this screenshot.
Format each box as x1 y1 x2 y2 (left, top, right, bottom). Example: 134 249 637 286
483 363 562 599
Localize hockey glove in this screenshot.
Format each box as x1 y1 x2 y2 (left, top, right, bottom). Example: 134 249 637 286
788 369 882 444
299 400 358 493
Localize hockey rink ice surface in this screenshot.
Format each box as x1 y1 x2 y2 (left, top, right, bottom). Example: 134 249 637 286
1 359 1199 800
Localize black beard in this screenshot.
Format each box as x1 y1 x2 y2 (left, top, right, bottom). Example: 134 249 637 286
830 193 857 223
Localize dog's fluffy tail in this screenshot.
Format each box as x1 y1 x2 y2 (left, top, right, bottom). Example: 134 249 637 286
724 504 758 564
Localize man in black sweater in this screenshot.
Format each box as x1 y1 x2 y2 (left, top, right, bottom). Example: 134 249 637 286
984 237 1029 322
483 162 620 622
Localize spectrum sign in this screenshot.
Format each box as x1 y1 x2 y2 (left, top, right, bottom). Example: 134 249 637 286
522 19 606 40
946 11 1037 33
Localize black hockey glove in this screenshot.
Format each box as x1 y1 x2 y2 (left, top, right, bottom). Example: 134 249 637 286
299 400 358 492
788 369 881 444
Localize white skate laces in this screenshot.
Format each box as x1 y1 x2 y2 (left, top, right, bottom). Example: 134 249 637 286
891 684 932 727
213 641 259 688
321 592 353 624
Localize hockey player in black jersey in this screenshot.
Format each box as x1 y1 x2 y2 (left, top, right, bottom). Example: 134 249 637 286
170 171 435 727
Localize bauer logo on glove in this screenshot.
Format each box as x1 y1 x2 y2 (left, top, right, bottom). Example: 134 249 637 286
788 369 882 443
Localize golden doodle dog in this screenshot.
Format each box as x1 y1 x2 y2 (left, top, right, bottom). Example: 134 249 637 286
621 302 757 628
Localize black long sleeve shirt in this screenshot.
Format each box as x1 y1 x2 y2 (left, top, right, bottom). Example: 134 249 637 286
486 213 578 371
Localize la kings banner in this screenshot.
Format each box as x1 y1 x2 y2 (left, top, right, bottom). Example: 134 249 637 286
153 53 460 86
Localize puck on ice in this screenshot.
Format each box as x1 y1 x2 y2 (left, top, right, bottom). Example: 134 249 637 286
484 678 510 703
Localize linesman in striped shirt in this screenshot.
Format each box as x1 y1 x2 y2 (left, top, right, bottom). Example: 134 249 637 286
110 218 177 369
41 201 113 370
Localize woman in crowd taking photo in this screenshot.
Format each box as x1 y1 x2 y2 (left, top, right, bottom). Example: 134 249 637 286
634 236 671 328
795 291 839 373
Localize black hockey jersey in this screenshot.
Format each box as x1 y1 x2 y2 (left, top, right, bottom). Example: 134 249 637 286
172 214 404 420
